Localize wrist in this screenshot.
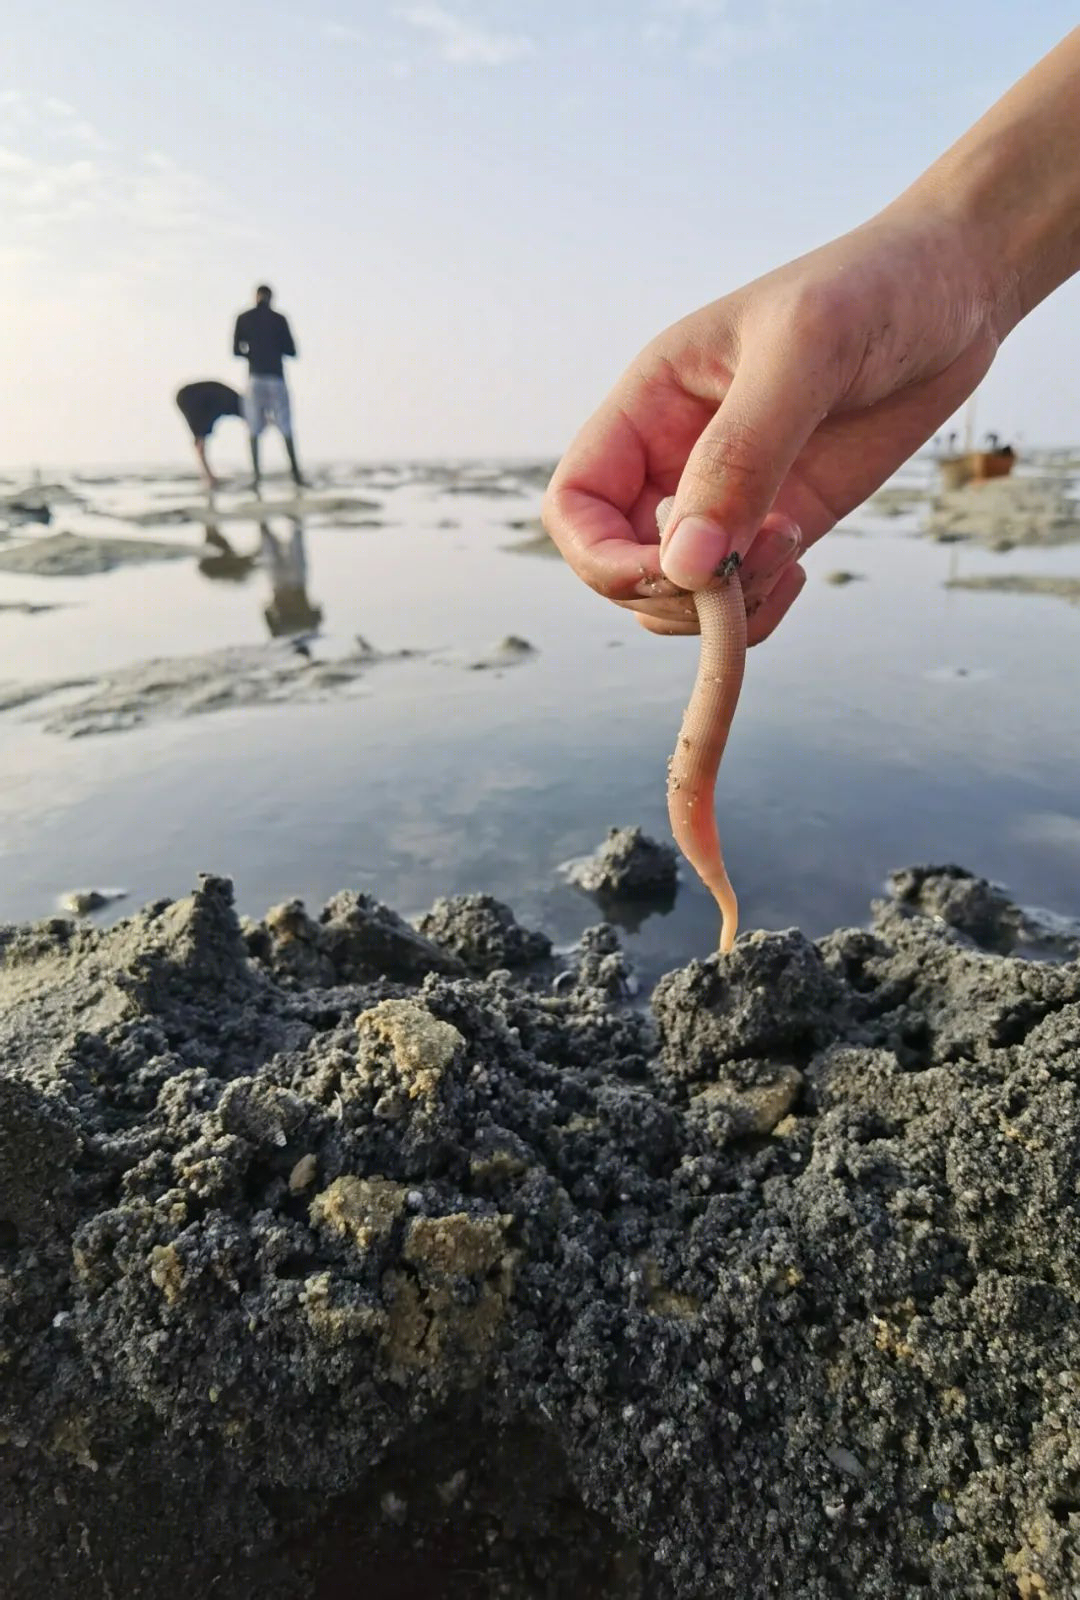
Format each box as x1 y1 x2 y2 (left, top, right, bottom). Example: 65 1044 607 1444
913 144 1080 342
890 30 1080 342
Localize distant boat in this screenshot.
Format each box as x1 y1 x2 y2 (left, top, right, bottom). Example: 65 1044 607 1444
937 441 1015 491
937 394 1016 489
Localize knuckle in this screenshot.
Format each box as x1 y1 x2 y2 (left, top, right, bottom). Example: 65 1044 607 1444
690 422 769 503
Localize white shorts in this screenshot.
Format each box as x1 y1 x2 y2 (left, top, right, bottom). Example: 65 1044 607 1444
245 375 293 439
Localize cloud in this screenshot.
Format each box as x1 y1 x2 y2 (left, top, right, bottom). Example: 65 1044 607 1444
0 88 111 155
42 94 112 151
644 0 809 64
396 5 535 66
0 88 33 127
0 147 226 237
0 95 248 296
67 118 111 153
320 19 364 43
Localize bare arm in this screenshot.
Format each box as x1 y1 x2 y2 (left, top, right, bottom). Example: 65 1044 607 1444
903 26 1080 336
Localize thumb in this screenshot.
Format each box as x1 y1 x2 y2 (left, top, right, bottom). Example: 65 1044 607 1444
660 342 826 589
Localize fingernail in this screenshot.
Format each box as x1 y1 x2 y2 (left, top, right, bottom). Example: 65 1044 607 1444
661 516 732 588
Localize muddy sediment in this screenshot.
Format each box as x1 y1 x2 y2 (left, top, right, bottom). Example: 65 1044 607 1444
947 573 1080 608
0 530 194 575
926 477 1080 547
3 866 1080 1597
0 635 539 739
566 827 678 899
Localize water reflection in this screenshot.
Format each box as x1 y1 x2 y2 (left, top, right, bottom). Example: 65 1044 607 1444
196 517 323 638
564 879 678 935
198 526 256 583
259 520 322 637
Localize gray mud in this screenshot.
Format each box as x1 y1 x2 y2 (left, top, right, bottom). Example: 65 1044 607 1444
927 478 1080 547
149 493 382 525
1 639 419 737
0 531 193 576
417 893 553 973
0 629 543 739
3 865 1080 1598
947 573 1080 608
565 826 679 899
464 635 537 672
501 521 560 559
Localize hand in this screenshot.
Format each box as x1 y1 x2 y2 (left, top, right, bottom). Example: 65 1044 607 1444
543 204 1000 639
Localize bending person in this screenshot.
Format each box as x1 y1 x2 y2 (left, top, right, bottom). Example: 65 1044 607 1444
175 381 243 490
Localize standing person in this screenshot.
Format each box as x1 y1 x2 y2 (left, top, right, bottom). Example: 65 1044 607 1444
174 381 243 489
233 285 305 490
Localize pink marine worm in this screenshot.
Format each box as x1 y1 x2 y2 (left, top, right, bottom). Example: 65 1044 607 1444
656 496 747 954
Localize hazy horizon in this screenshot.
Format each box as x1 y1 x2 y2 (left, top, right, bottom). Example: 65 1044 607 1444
2 1 1078 472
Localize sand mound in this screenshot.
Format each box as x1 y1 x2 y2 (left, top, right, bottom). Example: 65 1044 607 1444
3 866 1080 1597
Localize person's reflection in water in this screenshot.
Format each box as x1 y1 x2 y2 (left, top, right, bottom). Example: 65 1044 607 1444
197 524 258 583
195 518 323 638
259 518 323 637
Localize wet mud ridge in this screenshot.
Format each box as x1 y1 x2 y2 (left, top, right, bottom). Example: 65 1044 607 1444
2 866 1080 1598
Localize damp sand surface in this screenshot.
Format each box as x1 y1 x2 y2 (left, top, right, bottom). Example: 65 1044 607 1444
3 865 1080 1598
926 472 1080 547
946 572 1080 607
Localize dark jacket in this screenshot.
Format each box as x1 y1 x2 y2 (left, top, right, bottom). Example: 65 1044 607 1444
233 305 297 378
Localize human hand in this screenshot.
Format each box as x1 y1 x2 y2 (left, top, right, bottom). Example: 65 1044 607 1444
543 205 1000 638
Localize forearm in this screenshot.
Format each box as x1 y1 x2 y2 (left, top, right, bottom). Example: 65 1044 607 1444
889 29 1080 337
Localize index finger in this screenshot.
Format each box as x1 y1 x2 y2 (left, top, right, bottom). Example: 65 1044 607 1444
542 403 682 601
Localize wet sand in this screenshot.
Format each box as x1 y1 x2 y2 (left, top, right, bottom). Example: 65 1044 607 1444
0 530 194 576
946 572 1080 607
925 473 1080 547
3 865 1080 1597
0 634 540 738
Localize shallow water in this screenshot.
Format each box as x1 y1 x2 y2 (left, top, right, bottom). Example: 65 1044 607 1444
2 455 1080 988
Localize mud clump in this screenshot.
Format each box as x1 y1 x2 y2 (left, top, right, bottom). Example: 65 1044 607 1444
248 890 466 986
567 826 678 898
59 887 127 917
416 894 551 974
466 635 537 671
3 867 1080 1597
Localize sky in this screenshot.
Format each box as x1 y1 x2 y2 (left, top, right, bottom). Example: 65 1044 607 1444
0 1 1078 469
